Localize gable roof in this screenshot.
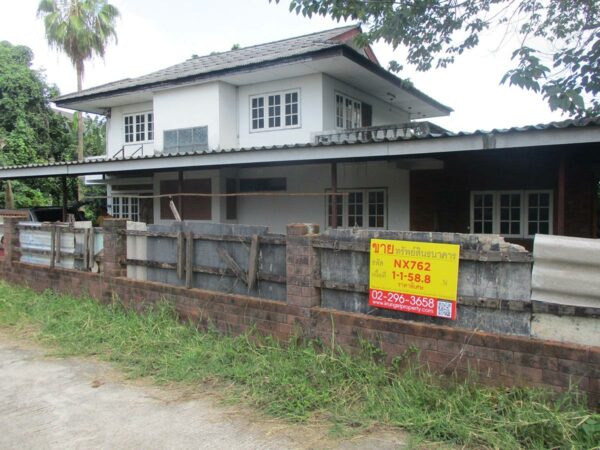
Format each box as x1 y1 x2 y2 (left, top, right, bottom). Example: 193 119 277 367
55 24 364 103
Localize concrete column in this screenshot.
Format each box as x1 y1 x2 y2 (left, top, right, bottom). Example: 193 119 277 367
286 223 321 310
102 218 128 278
2 216 21 269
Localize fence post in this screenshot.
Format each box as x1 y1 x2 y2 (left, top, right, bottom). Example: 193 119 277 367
103 218 127 278
286 223 321 334
2 217 20 270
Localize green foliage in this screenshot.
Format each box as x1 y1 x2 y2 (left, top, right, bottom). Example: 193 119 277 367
275 0 600 117
0 40 78 208
71 114 106 157
37 0 119 162
0 281 598 449
37 0 120 81
0 41 73 166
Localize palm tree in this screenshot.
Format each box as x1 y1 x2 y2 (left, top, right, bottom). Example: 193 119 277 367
37 0 119 163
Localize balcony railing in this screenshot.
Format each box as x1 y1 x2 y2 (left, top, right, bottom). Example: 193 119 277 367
315 122 442 145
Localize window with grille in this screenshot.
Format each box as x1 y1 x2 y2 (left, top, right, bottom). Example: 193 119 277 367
124 112 153 143
250 89 300 131
327 189 386 229
471 190 553 237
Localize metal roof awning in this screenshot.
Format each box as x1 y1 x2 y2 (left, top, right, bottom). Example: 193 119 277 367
1 118 599 180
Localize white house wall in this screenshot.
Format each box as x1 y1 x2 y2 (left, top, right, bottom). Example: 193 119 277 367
238 74 324 147
153 82 221 151
321 74 409 130
143 161 409 234
236 161 409 233
107 101 154 158
218 82 239 149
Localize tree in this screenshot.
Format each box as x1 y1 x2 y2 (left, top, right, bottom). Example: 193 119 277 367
0 41 76 208
275 0 599 117
37 0 119 162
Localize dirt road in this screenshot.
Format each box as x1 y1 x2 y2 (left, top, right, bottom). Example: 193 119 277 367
0 336 407 450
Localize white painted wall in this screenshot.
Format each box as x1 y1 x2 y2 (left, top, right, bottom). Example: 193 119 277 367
106 101 154 158
153 82 221 151
238 74 324 147
322 74 409 131
235 161 409 233
218 82 239 149
144 161 409 234
105 73 412 156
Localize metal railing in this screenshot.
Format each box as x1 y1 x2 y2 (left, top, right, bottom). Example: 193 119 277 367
315 122 434 144
111 144 145 159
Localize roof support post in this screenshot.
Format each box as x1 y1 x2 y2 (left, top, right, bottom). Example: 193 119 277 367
177 170 184 220
557 155 566 235
331 163 338 229
61 176 68 222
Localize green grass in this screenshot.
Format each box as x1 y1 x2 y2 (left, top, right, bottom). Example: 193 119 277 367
0 281 598 449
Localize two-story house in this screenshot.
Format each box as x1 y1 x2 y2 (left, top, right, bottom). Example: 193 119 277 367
1 25 599 244
53 25 452 232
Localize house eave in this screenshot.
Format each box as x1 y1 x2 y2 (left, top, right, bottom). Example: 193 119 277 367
54 46 451 117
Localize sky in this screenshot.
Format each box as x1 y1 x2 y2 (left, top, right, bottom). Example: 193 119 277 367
0 0 567 132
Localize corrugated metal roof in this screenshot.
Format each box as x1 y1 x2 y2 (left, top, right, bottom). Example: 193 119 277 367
55 25 359 102
1 117 598 171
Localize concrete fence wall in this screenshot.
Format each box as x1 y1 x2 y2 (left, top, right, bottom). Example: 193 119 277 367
531 234 600 345
316 229 534 336
124 222 287 301
0 217 598 408
17 222 103 272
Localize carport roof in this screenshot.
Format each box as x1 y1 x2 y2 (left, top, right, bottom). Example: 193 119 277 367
0 117 599 180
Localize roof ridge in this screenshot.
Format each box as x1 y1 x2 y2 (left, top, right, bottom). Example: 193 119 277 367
146 23 360 75
205 23 359 57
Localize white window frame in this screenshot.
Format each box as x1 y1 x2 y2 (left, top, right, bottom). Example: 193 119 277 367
124 111 153 143
326 188 387 229
470 190 553 238
249 89 301 132
335 92 362 130
111 196 140 222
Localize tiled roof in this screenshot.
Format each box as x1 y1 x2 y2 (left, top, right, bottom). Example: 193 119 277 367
1 117 598 171
55 25 360 102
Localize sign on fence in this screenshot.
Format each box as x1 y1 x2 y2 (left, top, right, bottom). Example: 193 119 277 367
369 239 460 320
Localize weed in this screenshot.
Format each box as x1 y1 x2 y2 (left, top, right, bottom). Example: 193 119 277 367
0 281 598 449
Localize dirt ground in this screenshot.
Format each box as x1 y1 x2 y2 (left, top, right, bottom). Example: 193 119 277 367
0 334 409 450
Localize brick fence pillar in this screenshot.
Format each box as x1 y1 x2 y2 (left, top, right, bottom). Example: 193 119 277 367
2 216 21 270
286 223 321 334
103 219 127 278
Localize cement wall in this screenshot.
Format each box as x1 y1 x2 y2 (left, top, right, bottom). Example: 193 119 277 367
141 222 286 301
531 234 600 345
318 229 533 336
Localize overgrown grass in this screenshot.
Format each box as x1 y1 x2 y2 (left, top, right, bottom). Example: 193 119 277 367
0 281 598 449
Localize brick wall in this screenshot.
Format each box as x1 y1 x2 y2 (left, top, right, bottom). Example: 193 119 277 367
1 219 598 408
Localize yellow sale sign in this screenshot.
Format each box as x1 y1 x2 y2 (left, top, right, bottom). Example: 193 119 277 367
369 239 460 320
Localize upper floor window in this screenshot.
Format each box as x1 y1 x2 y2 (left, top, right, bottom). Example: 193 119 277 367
327 188 386 229
335 93 363 129
163 126 208 154
124 112 153 143
251 89 300 131
471 190 553 238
